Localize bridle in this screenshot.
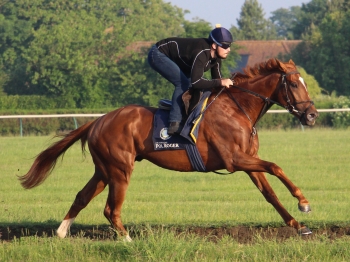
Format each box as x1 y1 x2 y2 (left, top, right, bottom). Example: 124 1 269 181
280 72 314 118
225 71 314 129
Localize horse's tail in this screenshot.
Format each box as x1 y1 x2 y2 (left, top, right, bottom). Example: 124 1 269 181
18 120 96 189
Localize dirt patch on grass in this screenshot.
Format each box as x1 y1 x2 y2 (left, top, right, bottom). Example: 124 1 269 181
173 225 350 243
1 224 350 243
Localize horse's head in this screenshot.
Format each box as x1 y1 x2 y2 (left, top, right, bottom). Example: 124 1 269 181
275 59 318 126
230 58 318 126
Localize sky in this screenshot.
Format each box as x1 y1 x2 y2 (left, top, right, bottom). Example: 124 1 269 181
167 0 308 28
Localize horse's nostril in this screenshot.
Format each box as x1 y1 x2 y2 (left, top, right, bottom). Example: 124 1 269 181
307 112 318 121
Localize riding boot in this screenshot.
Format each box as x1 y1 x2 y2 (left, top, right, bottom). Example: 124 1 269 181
167 121 183 135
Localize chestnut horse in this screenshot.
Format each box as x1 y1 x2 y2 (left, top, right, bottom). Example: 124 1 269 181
19 58 318 241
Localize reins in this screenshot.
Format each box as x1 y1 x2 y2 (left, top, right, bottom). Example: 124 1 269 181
191 86 226 124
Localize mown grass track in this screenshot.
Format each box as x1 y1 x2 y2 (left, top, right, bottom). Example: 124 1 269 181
1 129 350 261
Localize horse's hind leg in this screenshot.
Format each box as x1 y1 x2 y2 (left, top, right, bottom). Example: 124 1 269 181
56 168 107 238
103 170 132 242
247 171 312 235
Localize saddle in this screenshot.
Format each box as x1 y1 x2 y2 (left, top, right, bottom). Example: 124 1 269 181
154 88 209 172
158 88 204 117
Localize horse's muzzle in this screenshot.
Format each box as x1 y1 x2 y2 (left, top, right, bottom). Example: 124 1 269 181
301 109 319 126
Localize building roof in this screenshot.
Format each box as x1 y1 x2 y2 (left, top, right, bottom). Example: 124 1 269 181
233 40 302 72
125 41 153 53
122 40 302 72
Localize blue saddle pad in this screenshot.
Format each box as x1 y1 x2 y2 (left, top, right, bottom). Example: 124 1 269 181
152 109 190 150
152 90 211 150
152 91 211 172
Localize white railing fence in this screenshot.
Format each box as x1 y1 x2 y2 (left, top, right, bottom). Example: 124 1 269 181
1 109 350 137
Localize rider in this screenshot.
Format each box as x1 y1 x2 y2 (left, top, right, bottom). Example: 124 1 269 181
148 24 234 135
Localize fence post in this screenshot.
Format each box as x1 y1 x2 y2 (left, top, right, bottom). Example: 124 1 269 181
19 118 23 137
73 117 78 129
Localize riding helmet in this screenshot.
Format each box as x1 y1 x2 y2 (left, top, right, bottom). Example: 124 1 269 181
209 24 233 45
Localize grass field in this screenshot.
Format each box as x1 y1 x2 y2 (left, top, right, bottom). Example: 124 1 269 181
1 128 350 261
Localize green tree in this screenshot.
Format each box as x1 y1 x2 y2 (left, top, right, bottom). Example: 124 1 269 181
231 0 277 40
181 19 212 38
270 6 301 39
284 0 350 95
0 3 34 95
311 12 350 95
343 0 350 11
291 0 337 39
292 11 350 95
0 0 239 108
0 65 7 95
0 0 187 108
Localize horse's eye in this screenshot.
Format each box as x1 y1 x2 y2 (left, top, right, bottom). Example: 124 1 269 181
290 82 298 88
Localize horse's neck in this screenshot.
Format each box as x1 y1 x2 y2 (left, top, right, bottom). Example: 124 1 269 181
231 74 281 122
240 73 279 98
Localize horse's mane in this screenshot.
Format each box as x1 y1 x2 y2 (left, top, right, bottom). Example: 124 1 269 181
232 58 296 84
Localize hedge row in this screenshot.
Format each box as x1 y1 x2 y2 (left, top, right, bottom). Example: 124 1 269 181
0 95 349 136
0 108 347 136
0 99 114 135
0 95 117 110
0 117 99 136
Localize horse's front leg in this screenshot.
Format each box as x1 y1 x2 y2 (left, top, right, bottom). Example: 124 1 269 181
247 171 312 235
223 148 312 234
229 150 311 214
250 157 311 213
267 164 311 213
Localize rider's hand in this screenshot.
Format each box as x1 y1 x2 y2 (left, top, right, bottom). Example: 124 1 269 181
221 78 233 88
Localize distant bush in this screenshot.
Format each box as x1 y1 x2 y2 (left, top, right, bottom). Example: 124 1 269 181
297 66 322 98
332 96 350 128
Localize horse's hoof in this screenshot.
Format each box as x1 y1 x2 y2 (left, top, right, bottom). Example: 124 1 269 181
298 203 311 213
124 235 133 242
298 226 312 235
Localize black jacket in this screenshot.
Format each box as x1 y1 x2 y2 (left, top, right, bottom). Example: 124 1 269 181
156 37 222 90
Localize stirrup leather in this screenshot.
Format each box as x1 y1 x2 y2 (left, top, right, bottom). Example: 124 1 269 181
158 99 172 110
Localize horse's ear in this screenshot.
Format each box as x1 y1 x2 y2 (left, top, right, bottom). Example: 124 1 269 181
275 58 287 72
288 59 295 66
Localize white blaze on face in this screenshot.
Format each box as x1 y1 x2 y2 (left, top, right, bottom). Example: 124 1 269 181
299 77 307 90
299 77 310 98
